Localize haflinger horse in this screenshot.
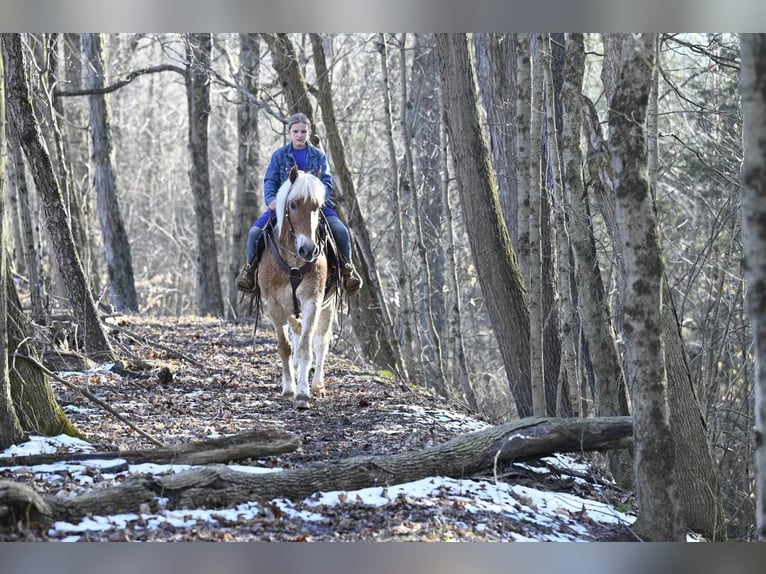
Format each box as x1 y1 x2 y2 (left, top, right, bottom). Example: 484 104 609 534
257 165 337 409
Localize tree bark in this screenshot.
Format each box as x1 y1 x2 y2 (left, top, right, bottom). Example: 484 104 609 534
473 33 518 249
263 34 315 125
0 46 27 449
5 119 46 320
376 34 418 380
740 32 766 542
2 33 116 362
528 34 545 415
230 33 262 318
609 33 684 541
185 33 224 317
0 416 633 525
83 33 138 313
6 265 81 438
436 34 533 417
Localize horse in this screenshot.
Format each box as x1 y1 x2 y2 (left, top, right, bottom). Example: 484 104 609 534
256 165 338 409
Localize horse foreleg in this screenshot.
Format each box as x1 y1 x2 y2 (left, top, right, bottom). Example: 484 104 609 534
292 304 318 410
275 324 295 400
311 303 335 396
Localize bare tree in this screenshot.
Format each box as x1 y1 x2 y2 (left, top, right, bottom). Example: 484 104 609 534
528 34 545 415
562 33 633 486
2 33 116 362
377 34 419 381
609 33 684 541
436 33 533 418
0 48 26 449
229 33 262 318
83 33 138 313
5 119 46 320
185 33 224 317
309 33 405 376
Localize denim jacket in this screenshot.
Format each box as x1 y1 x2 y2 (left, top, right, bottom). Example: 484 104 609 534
263 143 334 208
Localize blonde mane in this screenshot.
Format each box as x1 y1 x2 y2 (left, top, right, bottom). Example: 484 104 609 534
275 170 326 235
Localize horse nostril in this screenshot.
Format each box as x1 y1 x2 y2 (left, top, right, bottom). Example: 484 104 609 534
299 244 314 259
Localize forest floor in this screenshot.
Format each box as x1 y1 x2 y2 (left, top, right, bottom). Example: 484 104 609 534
1 315 639 542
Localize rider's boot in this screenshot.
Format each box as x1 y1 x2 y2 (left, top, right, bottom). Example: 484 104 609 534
341 262 363 294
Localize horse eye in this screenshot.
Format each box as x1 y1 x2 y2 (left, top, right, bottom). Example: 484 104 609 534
289 201 297 211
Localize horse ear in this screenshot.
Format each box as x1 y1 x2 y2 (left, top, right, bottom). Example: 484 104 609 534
289 165 299 183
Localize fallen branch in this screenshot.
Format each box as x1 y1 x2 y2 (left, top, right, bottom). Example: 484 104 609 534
0 428 300 467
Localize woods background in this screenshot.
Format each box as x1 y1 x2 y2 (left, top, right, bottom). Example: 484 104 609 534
0 33 754 539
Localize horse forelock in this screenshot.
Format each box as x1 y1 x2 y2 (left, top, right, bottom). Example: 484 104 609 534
275 171 325 234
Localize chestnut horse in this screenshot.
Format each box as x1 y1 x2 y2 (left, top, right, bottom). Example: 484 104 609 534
257 166 337 409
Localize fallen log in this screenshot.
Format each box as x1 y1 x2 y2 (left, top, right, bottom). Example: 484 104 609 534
0 416 632 526
0 428 301 467
155 415 633 509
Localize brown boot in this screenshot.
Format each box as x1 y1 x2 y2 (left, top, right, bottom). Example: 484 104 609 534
236 263 256 292
341 263 362 294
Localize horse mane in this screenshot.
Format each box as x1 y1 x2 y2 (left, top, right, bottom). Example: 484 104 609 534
275 169 326 235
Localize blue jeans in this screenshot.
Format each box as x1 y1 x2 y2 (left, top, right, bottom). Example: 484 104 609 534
246 209 352 264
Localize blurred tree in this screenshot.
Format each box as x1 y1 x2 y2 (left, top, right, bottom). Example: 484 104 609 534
83 33 138 313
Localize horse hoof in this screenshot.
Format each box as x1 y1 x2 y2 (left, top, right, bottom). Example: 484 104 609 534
282 391 295 401
295 394 310 409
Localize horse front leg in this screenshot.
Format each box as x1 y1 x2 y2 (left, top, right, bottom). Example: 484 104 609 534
291 304 318 410
311 302 335 396
275 324 296 400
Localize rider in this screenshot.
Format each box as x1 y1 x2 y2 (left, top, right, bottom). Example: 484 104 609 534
236 112 363 294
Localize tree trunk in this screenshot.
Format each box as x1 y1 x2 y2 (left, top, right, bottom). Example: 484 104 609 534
230 33 262 318
262 34 315 125
0 427 299 467
62 33 100 292
309 33 405 377
2 33 116 362
5 120 46 320
83 33 138 313
436 33 533 418
542 34 577 417
563 33 633 487
609 33 684 541
514 34 531 278
528 34 545 415
377 34 419 381
740 32 766 542
0 47 26 449
185 33 224 318
399 34 448 396
586 34 726 539
5 266 81 438
473 33 518 249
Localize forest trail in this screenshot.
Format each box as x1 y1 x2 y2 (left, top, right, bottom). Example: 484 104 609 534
1 316 637 541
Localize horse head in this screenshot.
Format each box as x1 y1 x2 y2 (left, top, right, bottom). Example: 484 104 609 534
276 166 326 263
